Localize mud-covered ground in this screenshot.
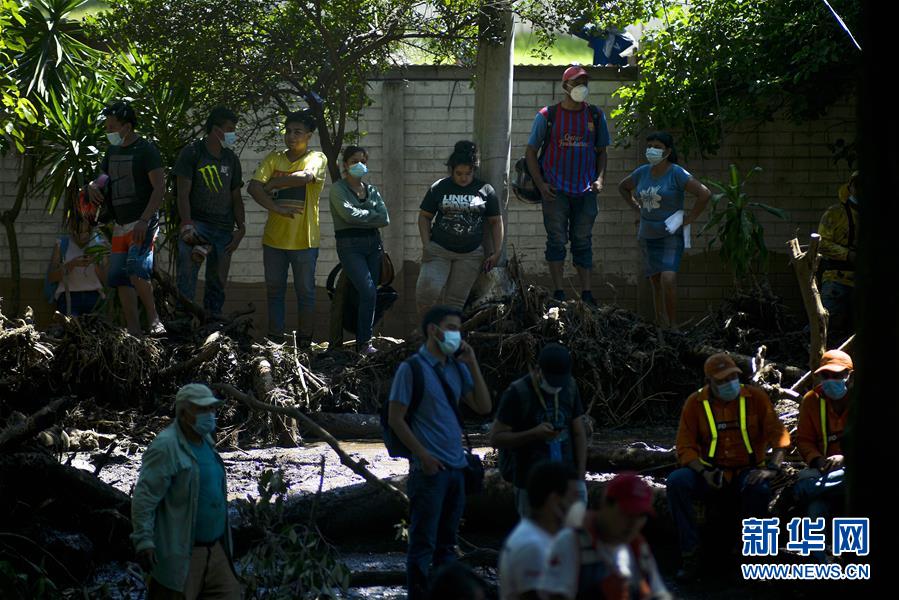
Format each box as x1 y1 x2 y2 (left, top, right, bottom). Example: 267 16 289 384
68 426 847 599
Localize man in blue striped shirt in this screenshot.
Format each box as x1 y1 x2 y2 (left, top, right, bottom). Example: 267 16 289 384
525 65 611 306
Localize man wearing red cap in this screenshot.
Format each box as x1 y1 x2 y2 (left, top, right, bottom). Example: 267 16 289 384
525 65 611 306
538 473 670 599
667 353 790 581
794 350 854 524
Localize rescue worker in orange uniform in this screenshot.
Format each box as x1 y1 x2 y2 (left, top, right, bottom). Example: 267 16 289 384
666 353 791 581
794 350 853 522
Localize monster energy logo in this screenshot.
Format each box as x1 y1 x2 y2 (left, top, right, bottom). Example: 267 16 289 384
198 165 224 192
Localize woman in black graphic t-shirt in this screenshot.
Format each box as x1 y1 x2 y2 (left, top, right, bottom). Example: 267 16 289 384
415 141 504 315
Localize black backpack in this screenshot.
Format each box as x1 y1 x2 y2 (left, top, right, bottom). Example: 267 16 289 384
326 263 399 334
381 356 425 458
512 103 605 204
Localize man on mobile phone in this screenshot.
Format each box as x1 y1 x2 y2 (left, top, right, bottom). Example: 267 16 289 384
489 343 589 518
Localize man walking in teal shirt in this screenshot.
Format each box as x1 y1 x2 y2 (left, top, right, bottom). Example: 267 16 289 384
131 383 240 599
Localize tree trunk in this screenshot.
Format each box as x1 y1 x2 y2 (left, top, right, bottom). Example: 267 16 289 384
0 153 35 317
787 235 828 372
470 3 515 310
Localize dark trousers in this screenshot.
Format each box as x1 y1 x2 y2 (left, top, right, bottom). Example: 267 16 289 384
406 467 466 600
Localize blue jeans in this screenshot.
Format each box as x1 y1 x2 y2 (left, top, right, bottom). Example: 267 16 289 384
263 245 319 338
542 191 598 268
336 234 382 345
406 467 466 600
177 222 234 316
666 467 771 554
56 290 101 316
794 468 845 521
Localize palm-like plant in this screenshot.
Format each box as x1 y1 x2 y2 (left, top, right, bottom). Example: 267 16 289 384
699 164 788 285
2 0 108 315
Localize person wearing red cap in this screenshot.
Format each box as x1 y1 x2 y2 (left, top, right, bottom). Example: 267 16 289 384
537 473 670 600
525 65 611 307
666 352 790 581
794 350 854 526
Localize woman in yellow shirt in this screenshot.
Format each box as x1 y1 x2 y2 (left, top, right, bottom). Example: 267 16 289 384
248 109 329 345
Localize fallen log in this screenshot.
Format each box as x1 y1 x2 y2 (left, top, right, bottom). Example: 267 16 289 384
0 451 133 561
690 345 804 385
586 442 676 473
152 269 206 322
304 413 382 439
215 383 408 507
159 332 224 379
252 357 300 447
0 396 72 453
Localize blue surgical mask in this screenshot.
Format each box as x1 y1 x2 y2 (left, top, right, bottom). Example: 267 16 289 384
107 131 123 146
437 329 462 356
714 380 741 401
348 162 368 178
192 411 216 436
646 147 665 165
223 131 237 148
822 379 848 400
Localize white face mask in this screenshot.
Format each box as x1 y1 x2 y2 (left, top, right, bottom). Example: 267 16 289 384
107 130 124 146
646 147 666 165
568 84 589 103
222 131 237 148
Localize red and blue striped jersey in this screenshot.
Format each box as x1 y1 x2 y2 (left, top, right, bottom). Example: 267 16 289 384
528 103 610 196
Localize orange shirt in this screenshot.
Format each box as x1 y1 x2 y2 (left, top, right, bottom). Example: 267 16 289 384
676 384 790 470
796 387 849 464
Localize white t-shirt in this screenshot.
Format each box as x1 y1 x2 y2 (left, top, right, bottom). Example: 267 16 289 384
499 518 553 600
538 528 670 600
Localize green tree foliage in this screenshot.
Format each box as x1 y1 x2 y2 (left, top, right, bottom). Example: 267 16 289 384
236 469 350 599
523 0 861 158
0 0 37 153
90 0 489 181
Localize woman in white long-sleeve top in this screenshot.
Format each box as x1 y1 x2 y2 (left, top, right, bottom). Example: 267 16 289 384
329 145 390 354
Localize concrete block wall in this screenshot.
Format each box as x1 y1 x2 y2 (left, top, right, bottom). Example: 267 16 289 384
0 65 857 337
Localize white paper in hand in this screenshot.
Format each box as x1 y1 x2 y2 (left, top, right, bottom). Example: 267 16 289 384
684 223 692 249
664 210 684 234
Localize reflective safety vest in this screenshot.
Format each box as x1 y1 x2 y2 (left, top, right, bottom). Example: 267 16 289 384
816 392 843 456
699 386 754 468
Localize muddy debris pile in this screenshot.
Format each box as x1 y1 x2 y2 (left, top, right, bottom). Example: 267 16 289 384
1 263 813 448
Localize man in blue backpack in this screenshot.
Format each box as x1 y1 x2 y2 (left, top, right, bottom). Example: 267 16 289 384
525 65 611 306
387 305 491 600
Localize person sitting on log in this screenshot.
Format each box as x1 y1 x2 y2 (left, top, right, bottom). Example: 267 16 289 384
131 384 240 599
387 305 492 600
537 472 671 600
794 350 854 553
666 352 790 582
817 171 860 346
498 460 581 600
489 343 588 517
